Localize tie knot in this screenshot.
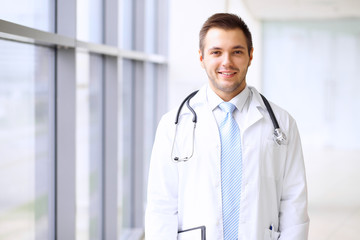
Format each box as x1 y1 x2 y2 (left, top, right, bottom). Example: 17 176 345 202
219 102 236 114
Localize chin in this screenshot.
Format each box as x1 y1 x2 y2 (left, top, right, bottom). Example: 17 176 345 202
209 77 245 94
218 82 241 93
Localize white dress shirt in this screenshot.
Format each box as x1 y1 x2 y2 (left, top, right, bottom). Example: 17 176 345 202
206 84 251 138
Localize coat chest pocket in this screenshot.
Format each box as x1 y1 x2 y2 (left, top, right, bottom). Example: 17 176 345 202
261 140 287 180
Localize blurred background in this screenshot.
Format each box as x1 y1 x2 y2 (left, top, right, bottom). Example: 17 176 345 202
0 0 359 239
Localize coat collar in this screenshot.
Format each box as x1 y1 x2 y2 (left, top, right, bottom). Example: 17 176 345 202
244 86 267 131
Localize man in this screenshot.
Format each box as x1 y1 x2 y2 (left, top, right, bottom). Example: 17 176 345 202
145 13 309 239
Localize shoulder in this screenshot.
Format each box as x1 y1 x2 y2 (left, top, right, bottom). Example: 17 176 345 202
161 85 208 122
249 86 297 131
157 108 177 131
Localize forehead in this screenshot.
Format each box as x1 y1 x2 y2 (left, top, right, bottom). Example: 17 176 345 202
204 28 247 50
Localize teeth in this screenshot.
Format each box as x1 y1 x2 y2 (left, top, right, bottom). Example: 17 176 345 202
222 72 232 75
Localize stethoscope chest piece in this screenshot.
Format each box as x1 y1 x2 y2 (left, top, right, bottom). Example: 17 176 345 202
260 94 287 146
273 128 287 145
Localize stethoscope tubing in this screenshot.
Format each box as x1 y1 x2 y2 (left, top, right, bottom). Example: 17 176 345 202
260 94 279 130
172 89 286 162
175 91 279 129
175 90 199 124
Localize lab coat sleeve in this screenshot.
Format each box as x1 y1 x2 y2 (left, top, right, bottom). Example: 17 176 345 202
145 114 179 239
278 118 310 240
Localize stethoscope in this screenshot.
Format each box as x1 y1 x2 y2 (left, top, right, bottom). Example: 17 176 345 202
171 90 287 162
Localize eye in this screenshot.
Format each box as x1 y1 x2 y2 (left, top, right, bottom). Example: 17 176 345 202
233 50 244 55
210 51 221 55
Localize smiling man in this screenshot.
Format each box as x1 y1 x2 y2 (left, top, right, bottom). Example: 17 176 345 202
200 26 253 101
145 13 309 240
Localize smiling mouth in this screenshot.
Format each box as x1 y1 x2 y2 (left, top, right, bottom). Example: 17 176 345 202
218 71 237 77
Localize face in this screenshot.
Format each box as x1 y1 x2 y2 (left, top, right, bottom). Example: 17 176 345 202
199 28 253 101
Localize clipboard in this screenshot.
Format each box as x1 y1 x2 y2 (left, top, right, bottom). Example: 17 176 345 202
178 226 206 240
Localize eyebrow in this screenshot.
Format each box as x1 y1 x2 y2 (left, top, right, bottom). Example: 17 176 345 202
208 45 246 51
207 47 221 51
232 45 246 50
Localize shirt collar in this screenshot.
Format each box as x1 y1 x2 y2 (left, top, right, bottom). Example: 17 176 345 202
206 84 250 112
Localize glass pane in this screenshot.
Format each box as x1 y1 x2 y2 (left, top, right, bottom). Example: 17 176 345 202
0 40 54 239
118 59 134 238
0 0 55 32
77 0 103 43
120 0 135 50
144 0 158 54
143 62 157 175
76 51 103 240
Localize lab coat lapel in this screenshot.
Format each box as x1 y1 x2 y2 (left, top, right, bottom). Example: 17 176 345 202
191 85 220 149
190 86 221 185
244 87 266 132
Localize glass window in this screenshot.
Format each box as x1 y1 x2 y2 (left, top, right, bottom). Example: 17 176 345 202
76 51 103 240
118 60 159 237
144 0 158 54
0 39 54 239
143 62 157 176
120 0 135 50
118 59 134 237
0 0 55 32
77 0 103 43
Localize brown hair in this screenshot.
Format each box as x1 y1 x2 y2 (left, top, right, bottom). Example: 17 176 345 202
199 13 253 56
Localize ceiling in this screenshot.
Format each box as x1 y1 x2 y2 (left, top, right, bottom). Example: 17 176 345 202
242 0 360 20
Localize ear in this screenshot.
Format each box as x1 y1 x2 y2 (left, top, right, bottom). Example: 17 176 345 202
248 48 254 67
199 50 205 68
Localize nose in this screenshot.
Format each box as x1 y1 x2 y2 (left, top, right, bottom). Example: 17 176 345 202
221 53 232 67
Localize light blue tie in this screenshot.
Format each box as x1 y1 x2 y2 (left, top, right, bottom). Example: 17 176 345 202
219 102 242 240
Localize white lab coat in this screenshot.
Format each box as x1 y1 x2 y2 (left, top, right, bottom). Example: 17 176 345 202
145 85 309 240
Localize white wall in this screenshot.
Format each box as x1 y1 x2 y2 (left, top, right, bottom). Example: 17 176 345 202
262 20 360 150
227 0 262 90
168 0 262 110
262 20 360 239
